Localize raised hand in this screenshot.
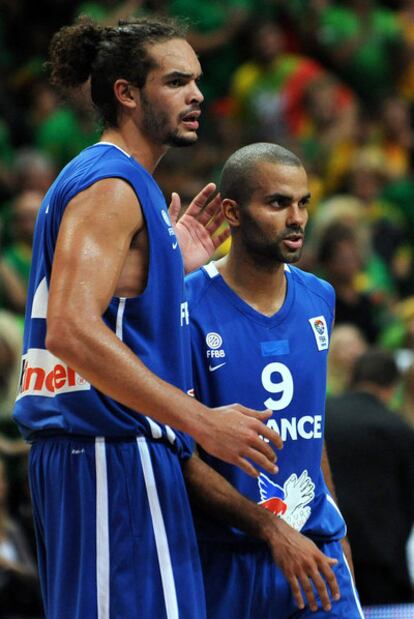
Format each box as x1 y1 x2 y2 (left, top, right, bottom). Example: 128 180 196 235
169 183 230 273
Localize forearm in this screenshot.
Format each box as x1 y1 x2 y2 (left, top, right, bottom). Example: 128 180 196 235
183 453 272 539
46 315 208 436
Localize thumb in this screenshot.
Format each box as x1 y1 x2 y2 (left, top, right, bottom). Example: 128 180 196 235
169 192 181 224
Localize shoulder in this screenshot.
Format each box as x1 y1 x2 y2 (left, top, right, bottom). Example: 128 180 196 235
185 265 213 307
288 265 335 309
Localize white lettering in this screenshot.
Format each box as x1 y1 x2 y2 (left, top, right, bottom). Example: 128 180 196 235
180 302 189 326
262 362 294 410
265 415 322 442
206 350 226 358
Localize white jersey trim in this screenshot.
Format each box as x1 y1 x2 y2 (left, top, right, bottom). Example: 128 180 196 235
95 142 131 159
203 262 290 279
137 437 179 619
116 298 126 341
95 437 110 619
31 277 48 319
203 262 220 278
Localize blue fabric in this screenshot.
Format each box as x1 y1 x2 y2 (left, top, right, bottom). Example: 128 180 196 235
29 435 206 619
13 142 193 456
199 538 363 619
186 263 346 544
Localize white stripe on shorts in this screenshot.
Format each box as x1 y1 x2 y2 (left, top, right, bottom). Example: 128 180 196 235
137 436 179 619
342 552 365 618
95 437 110 619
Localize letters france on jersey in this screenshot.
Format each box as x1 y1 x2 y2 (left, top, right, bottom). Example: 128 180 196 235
185 262 346 543
13 143 193 456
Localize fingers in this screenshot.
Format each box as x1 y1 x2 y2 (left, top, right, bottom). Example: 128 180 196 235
297 557 340 613
232 405 283 451
198 191 222 225
168 192 181 224
320 558 340 602
205 208 226 234
287 575 305 610
244 446 279 475
184 183 217 217
260 423 283 451
236 457 259 478
211 226 231 250
299 572 319 612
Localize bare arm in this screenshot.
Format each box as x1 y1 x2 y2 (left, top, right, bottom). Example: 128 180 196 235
184 454 340 612
46 178 281 476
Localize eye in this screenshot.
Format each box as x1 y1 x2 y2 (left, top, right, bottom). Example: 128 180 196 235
168 78 185 88
269 197 289 209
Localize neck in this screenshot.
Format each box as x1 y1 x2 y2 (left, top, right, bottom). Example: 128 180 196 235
101 123 168 173
216 247 287 317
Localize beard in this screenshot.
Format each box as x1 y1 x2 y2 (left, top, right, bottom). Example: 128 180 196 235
239 210 304 268
139 90 198 147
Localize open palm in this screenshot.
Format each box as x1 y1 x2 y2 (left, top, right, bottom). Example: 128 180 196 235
169 183 230 273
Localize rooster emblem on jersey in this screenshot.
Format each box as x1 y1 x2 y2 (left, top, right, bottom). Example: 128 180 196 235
258 470 315 531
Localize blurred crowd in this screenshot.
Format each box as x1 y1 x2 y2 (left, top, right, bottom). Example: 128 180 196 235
1 0 414 615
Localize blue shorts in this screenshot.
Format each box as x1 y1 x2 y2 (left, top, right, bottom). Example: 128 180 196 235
29 435 206 619
199 538 364 618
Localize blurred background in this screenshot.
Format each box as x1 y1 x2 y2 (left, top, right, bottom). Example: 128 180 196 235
0 0 414 616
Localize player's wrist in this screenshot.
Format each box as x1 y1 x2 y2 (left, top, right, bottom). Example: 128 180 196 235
181 400 212 443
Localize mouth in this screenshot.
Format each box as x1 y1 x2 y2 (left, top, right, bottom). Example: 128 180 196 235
181 110 200 130
282 235 304 251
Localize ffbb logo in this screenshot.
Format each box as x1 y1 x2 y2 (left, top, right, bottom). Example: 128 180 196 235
16 348 90 400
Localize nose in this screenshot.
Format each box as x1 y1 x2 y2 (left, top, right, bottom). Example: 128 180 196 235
188 80 204 105
286 204 308 228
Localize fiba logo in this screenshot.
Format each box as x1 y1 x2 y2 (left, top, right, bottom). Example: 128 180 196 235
161 210 171 226
313 319 325 335
206 332 222 349
308 315 329 351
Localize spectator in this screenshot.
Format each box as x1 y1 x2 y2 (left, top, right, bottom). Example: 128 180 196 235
325 347 414 605
1 190 42 315
228 20 326 142
312 0 404 107
316 221 383 344
0 456 42 618
327 323 368 397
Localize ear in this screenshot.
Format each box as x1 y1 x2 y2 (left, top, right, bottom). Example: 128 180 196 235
113 79 137 110
222 198 241 228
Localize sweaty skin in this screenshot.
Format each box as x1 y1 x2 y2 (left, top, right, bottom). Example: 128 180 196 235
46 38 283 478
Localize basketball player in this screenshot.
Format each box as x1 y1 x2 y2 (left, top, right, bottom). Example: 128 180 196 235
185 143 364 617
12 18 282 619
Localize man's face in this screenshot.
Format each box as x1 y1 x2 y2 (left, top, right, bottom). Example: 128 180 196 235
238 162 310 266
137 38 203 147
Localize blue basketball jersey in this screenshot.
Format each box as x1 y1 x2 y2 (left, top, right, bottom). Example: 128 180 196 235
185 262 346 542
13 143 193 457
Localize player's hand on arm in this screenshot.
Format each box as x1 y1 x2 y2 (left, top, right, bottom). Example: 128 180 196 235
45 180 278 470
169 183 230 273
183 453 339 612
191 404 283 477
263 516 340 612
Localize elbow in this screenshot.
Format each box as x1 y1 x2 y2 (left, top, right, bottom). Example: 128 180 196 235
45 314 79 362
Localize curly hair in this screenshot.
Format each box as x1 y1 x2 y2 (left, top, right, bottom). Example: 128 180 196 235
48 15 188 127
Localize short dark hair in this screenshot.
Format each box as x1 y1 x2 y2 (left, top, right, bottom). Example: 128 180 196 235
48 15 188 127
350 348 400 389
219 143 303 207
